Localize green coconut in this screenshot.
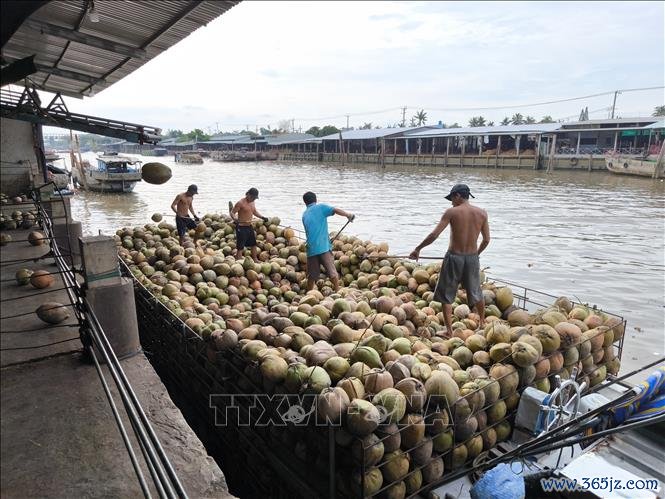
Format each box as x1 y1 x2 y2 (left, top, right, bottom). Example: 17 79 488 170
323 356 350 383
511 341 539 367
372 387 407 424
338 376 366 400
351 467 383 497
450 444 468 470
404 469 423 494
260 356 288 383
302 366 331 393
15 268 33 285
425 371 460 410
382 450 410 483
346 399 381 436
495 287 514 311
350 346 383 368
316 387 350 424
376 423 401 453
141 162 172 184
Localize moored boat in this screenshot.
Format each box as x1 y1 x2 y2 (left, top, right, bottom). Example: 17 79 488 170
72 153 142 193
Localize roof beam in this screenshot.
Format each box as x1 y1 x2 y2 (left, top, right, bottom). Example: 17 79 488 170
32 62 105 85
24 19 147 59
0 55 37 86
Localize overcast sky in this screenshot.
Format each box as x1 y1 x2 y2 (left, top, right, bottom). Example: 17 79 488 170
44 1 665 134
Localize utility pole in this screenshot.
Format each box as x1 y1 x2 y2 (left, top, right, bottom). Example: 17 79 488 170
611 90 620 119
291 119 295 133
401 106 407 127
345 114 350 129
215 122 219 133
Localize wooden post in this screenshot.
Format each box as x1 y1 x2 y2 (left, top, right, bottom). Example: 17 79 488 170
653 141 665 178
338 131 344 165
479 136 483 156
380 138 386 168
431 137 436 166
394 139 397 161
613 131 618 152
576 132 581 155
461 136 466 166
445 137 450 167
495 135 501 169
547 134 557 173
534 134 541 170
416 138 422 166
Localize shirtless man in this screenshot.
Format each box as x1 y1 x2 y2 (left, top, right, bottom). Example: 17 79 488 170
230 187 268 261
410 184 490 337
171 184 199 245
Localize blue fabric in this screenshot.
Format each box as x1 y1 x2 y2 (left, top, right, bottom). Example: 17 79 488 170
613 367 665 424
471 463 525 499
302 203 335 256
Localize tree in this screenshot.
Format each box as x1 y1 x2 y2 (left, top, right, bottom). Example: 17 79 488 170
500 117 511 126
319 125 340 137
165 129 183 138
448 123 461 128
184 129 210 142
524 116 536 124
510 113 525 125
487 121 495 126
412 109 428 126
653 105 665 117
539 116 555 123
277 119 292 133
360 122 373 130
260 127 274 135
468 116 486 127
305 126 321 136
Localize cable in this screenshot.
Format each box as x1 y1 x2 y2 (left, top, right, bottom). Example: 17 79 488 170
0 337 80 351
0 303 72 320
0 324 79 334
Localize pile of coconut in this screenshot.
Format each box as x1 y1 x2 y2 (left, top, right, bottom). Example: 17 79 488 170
118 213 624 497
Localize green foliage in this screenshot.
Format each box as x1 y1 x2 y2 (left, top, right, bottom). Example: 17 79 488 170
412 109 428 126
165 129 183 138
539 116 555 123
360 122 373 130
653 105 665 117
468 116 486 127
510 113 525 125
500 117 511 126
184 129 211 142
524 116 536 124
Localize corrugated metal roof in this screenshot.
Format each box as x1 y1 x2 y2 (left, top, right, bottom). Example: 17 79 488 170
318 126 430 141
266 133 316 145
643 120 665 129
404 123 561 138
3 0 240 98
561 117 659 126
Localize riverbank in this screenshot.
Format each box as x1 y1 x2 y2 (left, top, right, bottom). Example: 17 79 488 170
0 226 233 498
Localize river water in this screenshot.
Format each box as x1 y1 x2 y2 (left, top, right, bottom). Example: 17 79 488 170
69 154 665 379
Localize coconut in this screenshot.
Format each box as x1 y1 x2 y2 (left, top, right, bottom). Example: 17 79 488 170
495 421 512 442
411 362 432 382
394 377 426 412
535 377 551 393
451 346 474 368
35 302 69 324
396 354 419 371
399 413 425 449
302 366 331 393
425 371 460 410
380 481 406 499
511 341 539 367
555 322 582 349
532 324 561 354
549 351 564 373
305 340 337 366
365 368 394 394
30 270 55 289
589 365 607 387
450 445 468 470
517 334 544 357
409 436 433 466
338 376 366 401
477 378 500 405
495 287 513 310
404 469 423 494
15 268 33 285
381 450 410 483
507 309 530 326
486 322 511 345
305 324 332 342
459 381 485 413
518 365 537 386
489 342 512 363
347 362 372 382
387 361 411 384
141 162 172 184
541 310 568 328
454 415 477 442
28 231 46 246
489 364 519 397
583 328 606 351
351 467 383 497
347 399 381 436
213 329 238 351
465 334 487 353
372 387 407 424
563 347 580 366
317 387 350 424
466 365 488 380
376 423 401 452
390 337 412 355
350 346 383 368
473 351 491 367
284 362 308 393
323 356 350 383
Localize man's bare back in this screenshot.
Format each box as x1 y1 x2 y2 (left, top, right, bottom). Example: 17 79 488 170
446 203 488 254
172 193 193 217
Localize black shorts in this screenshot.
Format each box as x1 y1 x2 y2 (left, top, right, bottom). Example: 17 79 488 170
236 225 257 249
175 216 197 237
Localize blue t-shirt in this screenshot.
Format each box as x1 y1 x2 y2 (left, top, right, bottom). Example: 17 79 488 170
302 203 335 256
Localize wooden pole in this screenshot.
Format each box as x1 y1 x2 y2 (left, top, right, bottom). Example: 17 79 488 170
653 141 665 179
495 135 501 169
613 131 618 152
534 134 541 170
547 134 557 173
445 137 450 167
576 132 581 155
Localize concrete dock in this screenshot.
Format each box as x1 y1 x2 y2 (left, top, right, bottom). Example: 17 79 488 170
1 224 233 498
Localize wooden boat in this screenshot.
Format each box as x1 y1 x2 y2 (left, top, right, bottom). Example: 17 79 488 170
72 152 142 193
44 151 71 190
211 150 278 162
605 139 664 179
175 152 203 164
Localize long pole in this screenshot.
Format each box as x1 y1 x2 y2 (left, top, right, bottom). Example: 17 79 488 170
611 90 619 119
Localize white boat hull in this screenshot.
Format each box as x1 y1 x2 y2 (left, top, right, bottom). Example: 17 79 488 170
605 155 662 178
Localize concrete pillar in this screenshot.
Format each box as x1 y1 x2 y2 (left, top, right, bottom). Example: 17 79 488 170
53 220 82 267
79 235 141 360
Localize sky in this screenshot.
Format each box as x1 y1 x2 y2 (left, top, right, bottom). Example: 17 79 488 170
41 1 664 135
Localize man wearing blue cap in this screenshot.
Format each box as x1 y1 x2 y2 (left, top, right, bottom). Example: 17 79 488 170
410 184 490 337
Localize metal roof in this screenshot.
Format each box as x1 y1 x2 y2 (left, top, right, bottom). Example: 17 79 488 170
560 117 659 126
643 120 665 129
318 126 431 141
2 0 240 98
266 133 316 145
403 123 561 138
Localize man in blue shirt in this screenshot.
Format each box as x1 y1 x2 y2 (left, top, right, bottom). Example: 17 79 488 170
301 191 354 291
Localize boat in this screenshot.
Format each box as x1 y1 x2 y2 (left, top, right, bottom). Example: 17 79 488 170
174 152 203 164
153 147 168 157
605 127 664 178
72 152 142 193
210 150 278 162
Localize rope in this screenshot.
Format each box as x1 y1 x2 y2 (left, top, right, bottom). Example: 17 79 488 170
0 336 80 351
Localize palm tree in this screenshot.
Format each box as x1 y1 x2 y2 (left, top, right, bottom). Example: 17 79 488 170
360 122 373 130
412 109 428 126
468 116 487 127
500 117 511 126
653 105 665 117
525 116 536 124
539 116 555 123
511 113 525 125
487 121 495 126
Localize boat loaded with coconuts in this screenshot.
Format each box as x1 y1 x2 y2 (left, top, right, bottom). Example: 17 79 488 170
116 213 664 498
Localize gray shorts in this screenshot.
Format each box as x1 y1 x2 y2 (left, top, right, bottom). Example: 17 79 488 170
433 251 483 305
306 251 338 281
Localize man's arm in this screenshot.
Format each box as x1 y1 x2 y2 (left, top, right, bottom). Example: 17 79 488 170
333 207 354 221
230 201 240 222
252 204 268 222
409 210 451 260
478 213 490 255
189 201 198 221
170 195 180 214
